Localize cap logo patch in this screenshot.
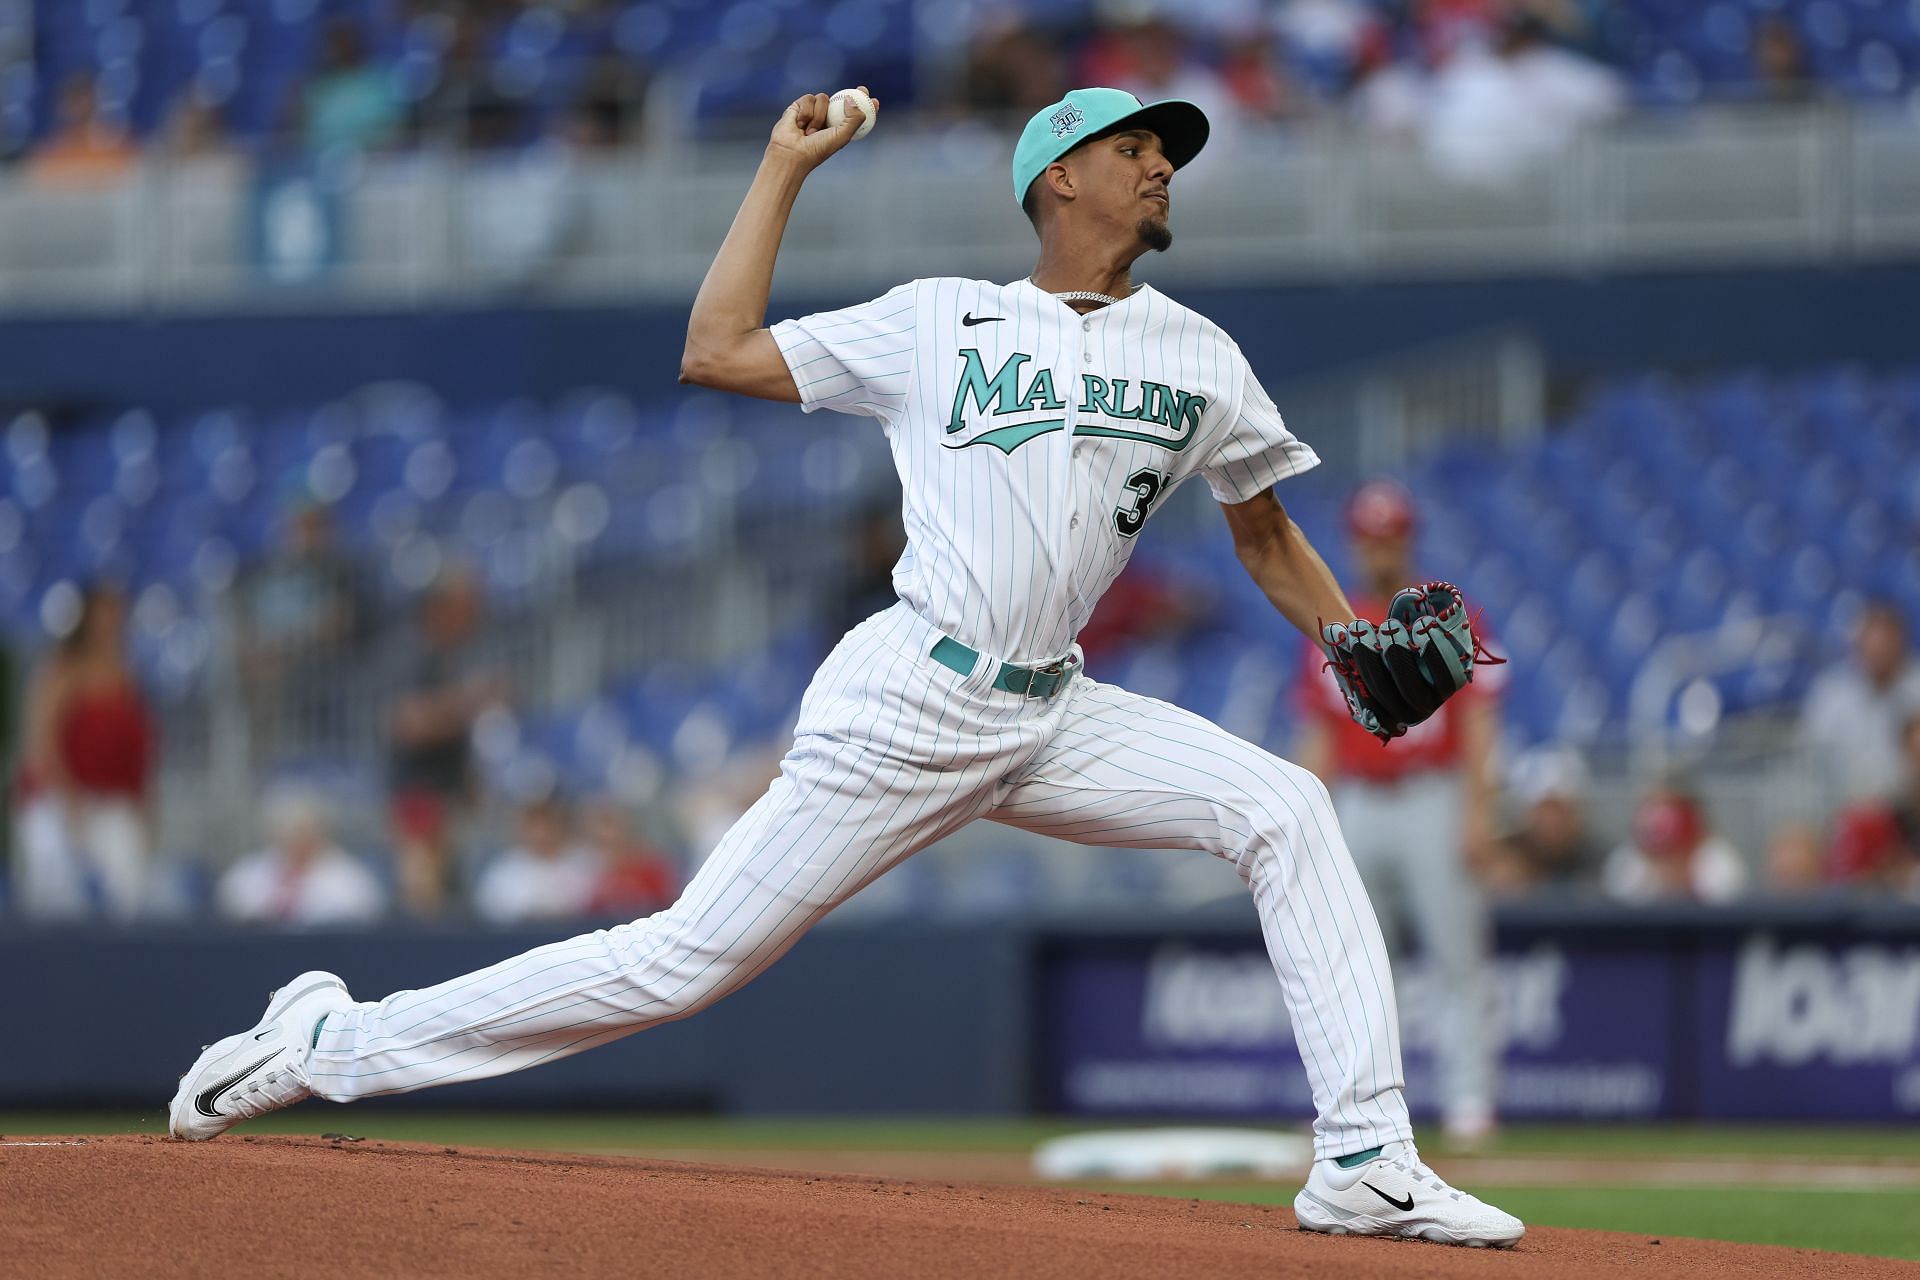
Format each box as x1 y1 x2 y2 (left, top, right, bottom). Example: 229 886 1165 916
1049 103 1085 139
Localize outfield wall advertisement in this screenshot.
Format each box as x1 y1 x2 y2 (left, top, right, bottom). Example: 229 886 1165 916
1041 928 1920 1121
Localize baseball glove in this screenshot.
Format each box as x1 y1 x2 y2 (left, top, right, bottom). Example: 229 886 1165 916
1321 581 1496 743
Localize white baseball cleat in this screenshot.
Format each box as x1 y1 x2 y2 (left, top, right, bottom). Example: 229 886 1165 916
1294 1140 1525 1248
168 971 353 1141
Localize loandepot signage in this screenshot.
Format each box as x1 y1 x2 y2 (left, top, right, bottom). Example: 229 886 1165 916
1727 937 1920 1067
1044 928 1920 1120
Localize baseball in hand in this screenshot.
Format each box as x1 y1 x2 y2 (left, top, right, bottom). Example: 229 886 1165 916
828 87 876 141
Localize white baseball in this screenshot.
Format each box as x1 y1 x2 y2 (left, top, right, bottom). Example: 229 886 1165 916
827 87 875 141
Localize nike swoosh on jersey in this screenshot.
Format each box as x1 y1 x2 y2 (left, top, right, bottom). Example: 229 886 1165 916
960 313 1003 326
194 1050 284 1118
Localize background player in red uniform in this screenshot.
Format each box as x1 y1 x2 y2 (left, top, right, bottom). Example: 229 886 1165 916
1296 479 1505 1146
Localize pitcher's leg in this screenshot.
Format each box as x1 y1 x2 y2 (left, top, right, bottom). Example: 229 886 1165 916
311 733 995 1101
991 679 1412 1161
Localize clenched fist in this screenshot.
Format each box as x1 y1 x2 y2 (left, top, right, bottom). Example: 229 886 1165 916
768 87 879 172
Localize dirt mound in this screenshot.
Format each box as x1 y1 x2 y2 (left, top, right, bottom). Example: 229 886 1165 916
1 1135 1905 1279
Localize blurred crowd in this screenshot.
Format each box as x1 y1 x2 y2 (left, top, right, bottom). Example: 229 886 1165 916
6 0 1888 287
7 0 1873 193
1482 598 1920 904
8 464 1917 930
15 2 645 176
961 0 1631 183
10 503 687 927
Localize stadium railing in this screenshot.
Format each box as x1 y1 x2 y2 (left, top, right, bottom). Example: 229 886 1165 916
0 104 1915 309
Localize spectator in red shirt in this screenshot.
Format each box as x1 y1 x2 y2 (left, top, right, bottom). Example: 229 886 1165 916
1295 480 1505 1146
14 582 156 919
1815 715 1920 898
1075 559 1214 667
585 798 681 918
1601 782 1746 904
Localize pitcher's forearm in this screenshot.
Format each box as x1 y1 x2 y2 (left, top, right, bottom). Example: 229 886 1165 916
682 151 810 375
1223 493 1355 642
1244 522 1355 641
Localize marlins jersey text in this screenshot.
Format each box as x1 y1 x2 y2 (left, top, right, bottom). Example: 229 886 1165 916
770 277 1319 664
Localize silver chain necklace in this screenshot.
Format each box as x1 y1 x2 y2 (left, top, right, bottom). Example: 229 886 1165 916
1031 278 1139 310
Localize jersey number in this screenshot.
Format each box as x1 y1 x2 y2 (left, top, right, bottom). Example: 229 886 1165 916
1113 468 1172 538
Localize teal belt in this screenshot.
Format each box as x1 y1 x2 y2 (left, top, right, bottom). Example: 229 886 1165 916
930 635 1076 700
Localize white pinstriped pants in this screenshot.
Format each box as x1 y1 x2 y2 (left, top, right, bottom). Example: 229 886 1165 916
309 602 1413 1160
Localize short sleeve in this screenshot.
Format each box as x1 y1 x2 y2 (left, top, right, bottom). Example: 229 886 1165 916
769 281 921 424
1201 353 1320 504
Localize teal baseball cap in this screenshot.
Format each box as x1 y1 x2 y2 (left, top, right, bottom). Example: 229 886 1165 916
1012 87 1210 207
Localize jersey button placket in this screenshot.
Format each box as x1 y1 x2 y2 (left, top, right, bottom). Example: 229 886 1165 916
1062 347 1083 563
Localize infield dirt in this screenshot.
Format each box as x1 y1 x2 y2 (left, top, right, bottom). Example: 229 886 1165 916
3 1134 1910 1279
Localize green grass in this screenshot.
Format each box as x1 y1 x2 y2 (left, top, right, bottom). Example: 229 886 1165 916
1472 1124 1919 1160
8 1114 1916 1260
1160 1182 1920 1262
6 1114 1911 1159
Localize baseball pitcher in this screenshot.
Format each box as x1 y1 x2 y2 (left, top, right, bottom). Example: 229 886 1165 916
170 87 1521 1248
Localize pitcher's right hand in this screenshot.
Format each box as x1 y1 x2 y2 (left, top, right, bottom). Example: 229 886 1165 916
768 88 877 172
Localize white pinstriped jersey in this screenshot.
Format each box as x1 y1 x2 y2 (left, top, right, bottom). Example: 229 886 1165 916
771 277 1319 665
297 293 1413 1167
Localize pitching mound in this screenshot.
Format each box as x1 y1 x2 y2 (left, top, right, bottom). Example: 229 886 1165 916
2 1135 1905 1279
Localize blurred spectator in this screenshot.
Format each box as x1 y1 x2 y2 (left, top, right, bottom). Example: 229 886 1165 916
1752 16 1813 103
235 499 363 757
1823 804 1916 896
303 20 403 159
160 86 238 161
474 793 602 924
1897 711 1920 862
958 15 1068 116
414 9 519 148
1349 24 1431 141
1422 13 1625 184
570 54 647 150
387 567 505 917
27 74 139 189
459 100 591 290
1220 27 1300 122
1798 602 1920 804
215 786 387 927
830 502 908 639
13 584 156 920
1763 821 1829 895
1602 782 1747 904
1296 479 1504 1145
1486 745 1603 896
1275 0 1377 69
1077 560 1214 666
584 798 681 917
1804 712 1920 899
1410 0 1507 61
1097 19 1241 182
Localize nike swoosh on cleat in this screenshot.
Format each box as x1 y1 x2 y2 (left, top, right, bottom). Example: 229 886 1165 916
194 1050 283 1119
1361 1181 1415 1212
